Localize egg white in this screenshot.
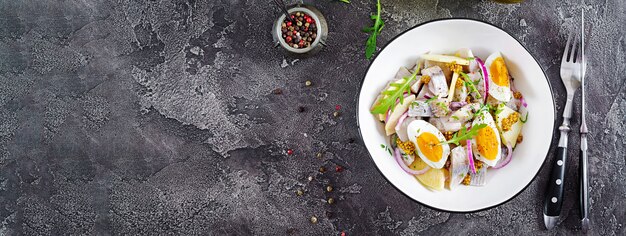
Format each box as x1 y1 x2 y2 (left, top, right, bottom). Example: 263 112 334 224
485 52 512 102
407 120 450 169
471 109 502 167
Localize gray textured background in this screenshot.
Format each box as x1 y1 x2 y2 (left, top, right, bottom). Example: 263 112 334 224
0 0 624 235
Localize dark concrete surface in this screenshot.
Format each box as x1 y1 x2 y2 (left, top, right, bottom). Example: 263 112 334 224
0 0 624 235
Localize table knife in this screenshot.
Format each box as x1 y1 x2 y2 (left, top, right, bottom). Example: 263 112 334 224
579 10 590 233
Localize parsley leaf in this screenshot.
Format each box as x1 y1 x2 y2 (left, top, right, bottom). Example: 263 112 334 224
364 0 384 59
440 124 488 146
338 0 350 3
380 144 392 155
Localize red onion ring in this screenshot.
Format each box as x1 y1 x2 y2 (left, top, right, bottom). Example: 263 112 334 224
475 57 489 102
493 143 513 169
509 79 527 108
395 112 409 131
394 148 430 175
520 97 528 108
450 101 468 111
467 140 476 174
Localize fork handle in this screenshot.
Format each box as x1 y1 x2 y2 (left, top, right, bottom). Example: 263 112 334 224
544 146 567 217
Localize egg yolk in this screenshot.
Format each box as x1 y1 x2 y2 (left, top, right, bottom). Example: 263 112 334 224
416 132 443 162
489 57 510 87
476 126 499 160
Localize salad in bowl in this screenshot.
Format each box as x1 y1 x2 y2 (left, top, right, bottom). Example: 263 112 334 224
370 49 529 191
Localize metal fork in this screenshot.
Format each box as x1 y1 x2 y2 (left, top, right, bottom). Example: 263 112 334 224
543 28 583 230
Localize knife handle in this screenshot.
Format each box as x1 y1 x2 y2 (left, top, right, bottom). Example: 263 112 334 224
579 148 590 232
544 146 567 217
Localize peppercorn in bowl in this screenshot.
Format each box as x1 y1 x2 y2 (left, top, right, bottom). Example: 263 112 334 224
272 5 327 56
357 19 555 212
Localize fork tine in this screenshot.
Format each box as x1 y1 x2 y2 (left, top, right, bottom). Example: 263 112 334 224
569 34 579 62
562 31 574 63
576 45 582 64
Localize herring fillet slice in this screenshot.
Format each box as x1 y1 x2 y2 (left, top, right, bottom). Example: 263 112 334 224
422 66 448 97
449 146 469 190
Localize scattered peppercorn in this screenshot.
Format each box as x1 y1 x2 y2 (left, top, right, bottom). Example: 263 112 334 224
273 88 283 94
517 133 524 144
296 189 304 196
310 216 318 224
316 152 323 158
281 11 317 49
326 185 333 192
513 91 523 99
297 106 306 112
335 105 341 110
341 232 346 236
335 165 343 172
327 197 335 204
319 166 326 173
305 80 312 86
333 111 340 117
307 176 313 181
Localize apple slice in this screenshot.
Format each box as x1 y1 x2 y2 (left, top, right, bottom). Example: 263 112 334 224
421 54 470 65
409 158 447 191
384 95 415 135
495 105 523 148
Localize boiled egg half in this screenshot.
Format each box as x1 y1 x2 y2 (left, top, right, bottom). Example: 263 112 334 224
485 52 512 102
407 120 450 169
471 109 502 167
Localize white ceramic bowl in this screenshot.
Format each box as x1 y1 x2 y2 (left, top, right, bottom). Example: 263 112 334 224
357 19 555 212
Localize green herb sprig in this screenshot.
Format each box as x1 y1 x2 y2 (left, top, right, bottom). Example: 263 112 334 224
459 72 481 99
494 103 505 116
370 69 418 114
363 0 384 59
338 0 350 3
520 112 529 123
439 124 488 146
